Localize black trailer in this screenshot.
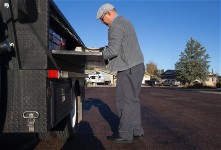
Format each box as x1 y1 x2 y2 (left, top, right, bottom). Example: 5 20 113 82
0 0 104 140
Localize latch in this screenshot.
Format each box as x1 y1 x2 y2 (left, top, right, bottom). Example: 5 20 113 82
23 111 39 132
61 88 66 102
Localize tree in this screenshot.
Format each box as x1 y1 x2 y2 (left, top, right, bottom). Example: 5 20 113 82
175 38 210 84
146 62 158 75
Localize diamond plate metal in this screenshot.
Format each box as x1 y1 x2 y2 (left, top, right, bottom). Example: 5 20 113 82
3 70 48 132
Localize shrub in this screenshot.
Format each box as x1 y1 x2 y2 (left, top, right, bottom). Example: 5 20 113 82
216 82 221 88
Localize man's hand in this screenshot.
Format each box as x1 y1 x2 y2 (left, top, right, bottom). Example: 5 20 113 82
100 46 107 52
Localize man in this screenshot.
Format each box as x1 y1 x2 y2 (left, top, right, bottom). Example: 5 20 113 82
96 3 145 143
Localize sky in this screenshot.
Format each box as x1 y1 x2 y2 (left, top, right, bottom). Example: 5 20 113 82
54 0 220 75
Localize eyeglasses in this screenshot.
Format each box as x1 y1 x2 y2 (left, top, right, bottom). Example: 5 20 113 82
100 12 108 20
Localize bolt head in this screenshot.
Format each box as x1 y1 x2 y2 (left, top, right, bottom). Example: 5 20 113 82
4 3 9 8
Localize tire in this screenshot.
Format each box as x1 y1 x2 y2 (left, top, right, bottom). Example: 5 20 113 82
55 114 74 140
56 97 77 140
38 112 75 141
38 132 57 140
38 86 82 141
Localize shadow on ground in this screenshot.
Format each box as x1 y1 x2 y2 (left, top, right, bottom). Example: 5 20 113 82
62 98 120 150
62 121 104 150
86 98 119 134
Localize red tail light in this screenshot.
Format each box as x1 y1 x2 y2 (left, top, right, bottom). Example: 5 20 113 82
47 70 60 79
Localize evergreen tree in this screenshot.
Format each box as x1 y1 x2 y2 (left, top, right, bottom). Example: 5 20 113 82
175 38 210 84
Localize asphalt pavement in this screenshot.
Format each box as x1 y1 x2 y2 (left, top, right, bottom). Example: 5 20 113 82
0 87 220 150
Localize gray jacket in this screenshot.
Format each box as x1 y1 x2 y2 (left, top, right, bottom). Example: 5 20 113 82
102 16 144 72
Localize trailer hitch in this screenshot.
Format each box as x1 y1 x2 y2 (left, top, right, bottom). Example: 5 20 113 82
0 41 13 55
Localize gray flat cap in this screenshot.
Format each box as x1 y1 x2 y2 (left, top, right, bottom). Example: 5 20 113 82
96 3 115 20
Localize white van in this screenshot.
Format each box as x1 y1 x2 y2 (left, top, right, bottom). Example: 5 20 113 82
86 74 111 85
163 79 180 86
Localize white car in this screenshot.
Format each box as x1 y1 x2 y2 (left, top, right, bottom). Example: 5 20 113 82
86 74 111 86
163 79 180 86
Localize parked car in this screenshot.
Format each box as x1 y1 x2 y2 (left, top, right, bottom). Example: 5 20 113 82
163 79 180 86
86 74 111 86
145 78 162 86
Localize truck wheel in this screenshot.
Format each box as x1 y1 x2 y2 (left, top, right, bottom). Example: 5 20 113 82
38 90 82 141
55 97 77 140
38 132 57 140
55 115 74 140
56 92 82 140
38 110 75 141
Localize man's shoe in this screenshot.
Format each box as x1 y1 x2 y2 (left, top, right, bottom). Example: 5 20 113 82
107 135 134 143
133 134 144 140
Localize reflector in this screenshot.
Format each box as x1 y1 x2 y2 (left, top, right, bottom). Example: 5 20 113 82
47 70 60 79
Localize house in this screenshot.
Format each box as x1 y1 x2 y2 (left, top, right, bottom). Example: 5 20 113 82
142 72 155 84
202 72 217 87
160 70 176 79
160 70 218 87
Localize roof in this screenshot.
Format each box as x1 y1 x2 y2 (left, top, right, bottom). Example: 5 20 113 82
160 70 176 79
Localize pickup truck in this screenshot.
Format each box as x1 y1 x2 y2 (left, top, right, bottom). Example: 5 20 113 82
0 0 104 141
